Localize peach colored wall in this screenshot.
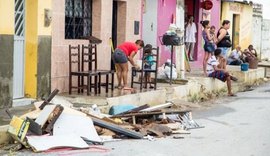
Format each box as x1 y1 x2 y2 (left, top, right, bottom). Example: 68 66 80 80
51 0 142 92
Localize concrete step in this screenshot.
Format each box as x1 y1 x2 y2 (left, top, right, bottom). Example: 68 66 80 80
12 98 36 107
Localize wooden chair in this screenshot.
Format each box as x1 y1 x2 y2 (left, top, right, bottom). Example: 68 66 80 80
131 46 159 91
68 44 99 95
82 44 115 94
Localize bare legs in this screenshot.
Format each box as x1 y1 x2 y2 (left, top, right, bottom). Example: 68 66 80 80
203 52 212 76
225 73 233 96
186 42 195 61
115 63 129 89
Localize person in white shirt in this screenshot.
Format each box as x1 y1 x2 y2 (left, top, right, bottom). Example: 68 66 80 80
207 49 238 96
185 16 197 61
227 45 243 65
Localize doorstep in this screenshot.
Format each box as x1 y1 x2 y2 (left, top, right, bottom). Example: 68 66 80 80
12 98 36 107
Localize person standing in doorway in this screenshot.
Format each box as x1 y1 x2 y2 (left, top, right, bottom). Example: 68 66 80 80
201 20 215 76
185 16 197 61
112 40 144 90
216 20 232 59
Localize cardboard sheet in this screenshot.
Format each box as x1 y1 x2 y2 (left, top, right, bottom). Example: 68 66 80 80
27 135 89 152
53 113 102 143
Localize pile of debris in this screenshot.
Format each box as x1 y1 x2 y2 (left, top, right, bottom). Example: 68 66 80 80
3 89 203 154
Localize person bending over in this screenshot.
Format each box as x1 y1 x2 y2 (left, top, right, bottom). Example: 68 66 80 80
112 40 144 90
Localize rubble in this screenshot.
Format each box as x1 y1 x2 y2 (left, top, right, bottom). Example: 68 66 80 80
2 88 203 154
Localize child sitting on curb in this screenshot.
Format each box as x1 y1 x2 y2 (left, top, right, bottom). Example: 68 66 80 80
207 49 238 96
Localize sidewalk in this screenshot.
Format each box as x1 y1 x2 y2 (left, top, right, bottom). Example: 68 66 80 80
60 66 266 113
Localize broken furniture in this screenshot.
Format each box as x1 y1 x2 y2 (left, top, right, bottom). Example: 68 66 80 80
82 44 115 94
131 46 159 90
68 44 99 95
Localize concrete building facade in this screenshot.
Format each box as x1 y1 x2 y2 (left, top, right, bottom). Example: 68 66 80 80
0 0 52 108
51 0 142 93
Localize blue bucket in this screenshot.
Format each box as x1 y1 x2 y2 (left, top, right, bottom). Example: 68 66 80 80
241 63 249 71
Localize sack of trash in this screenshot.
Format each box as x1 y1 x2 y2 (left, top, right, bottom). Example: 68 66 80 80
157 59 177 80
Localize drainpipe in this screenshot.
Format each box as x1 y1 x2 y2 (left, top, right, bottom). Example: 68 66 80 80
175 0 185 79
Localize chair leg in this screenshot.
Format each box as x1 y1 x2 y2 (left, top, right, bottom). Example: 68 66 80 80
89 76 92 92
87 75 90 95
98 74 101 94
94 75 98 95
140 72 143 91
111 72 114 91
78 75 80 93
106 74 109 93
69 75 72 94
131 72 134 88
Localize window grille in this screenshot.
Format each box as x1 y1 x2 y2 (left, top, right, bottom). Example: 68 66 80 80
65 0 92 39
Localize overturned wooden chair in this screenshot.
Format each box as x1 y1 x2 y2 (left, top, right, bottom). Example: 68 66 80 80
131 46 159 91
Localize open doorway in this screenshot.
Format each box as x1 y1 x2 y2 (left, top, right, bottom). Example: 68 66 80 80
111 0 126 70
232 14 240 49
184 0 199 61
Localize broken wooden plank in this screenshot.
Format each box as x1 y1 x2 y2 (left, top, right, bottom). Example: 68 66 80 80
111 109 190 118
113 104 150 116
39 89 59 110
91 117 143 139
140 102 173 112
35 105 56 128
27 117 42 135
44 105 64 133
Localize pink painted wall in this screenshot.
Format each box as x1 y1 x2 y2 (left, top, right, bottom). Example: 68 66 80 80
192 0 221 68
157 0 176 65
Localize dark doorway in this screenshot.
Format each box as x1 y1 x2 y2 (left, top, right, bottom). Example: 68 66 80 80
184 0 199 61
232 14 240 49
111 0 118 70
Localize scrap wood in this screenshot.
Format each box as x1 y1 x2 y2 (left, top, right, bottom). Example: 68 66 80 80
92 117 144 139
44 105 64 133
27 117 42 135
172 129 191 134
35 105 56 128
39 89 59 110
164 122 182 130
111 109 190 118
140 102 173 112
144 123 172 137
113 104 150 116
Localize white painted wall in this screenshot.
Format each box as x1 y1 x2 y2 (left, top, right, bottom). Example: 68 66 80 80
261 19 270 60
252 15 262 57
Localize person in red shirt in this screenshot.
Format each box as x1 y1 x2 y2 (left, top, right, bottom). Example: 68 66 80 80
112 40 144 89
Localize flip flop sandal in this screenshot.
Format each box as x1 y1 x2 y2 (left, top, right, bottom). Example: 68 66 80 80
228 94 237 97
231 76 238 82
122 87 133 90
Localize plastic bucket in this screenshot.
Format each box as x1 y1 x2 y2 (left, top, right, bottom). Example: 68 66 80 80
241 63 249 71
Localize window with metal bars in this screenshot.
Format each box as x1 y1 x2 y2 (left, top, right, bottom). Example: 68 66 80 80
65 0 92 39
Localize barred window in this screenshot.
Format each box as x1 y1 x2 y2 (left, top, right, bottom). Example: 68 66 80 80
65 0 92 39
